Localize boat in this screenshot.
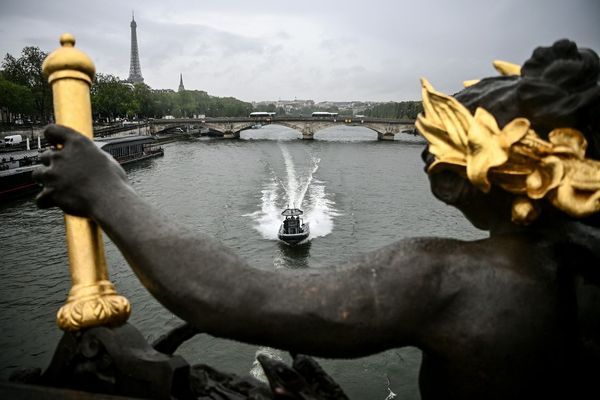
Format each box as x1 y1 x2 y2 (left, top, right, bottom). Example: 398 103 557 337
0 135 164 201
94 135 164 165
0 163 42 201
0 150 43 201
278 208 310 245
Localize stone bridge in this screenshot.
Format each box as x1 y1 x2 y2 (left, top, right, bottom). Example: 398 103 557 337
150 116 415 140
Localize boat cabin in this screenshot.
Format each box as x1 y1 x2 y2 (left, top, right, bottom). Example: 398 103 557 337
283 216 302 234
94 136 163 164
278 208 310 245
281 208 304 234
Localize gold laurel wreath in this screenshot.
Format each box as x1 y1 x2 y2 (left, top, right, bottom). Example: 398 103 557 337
416 73 600 224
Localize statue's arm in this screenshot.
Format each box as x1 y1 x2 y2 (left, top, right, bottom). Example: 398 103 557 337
34 125 453 358
99 195 451 357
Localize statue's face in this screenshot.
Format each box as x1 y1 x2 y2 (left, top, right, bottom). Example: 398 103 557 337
428 169 500 231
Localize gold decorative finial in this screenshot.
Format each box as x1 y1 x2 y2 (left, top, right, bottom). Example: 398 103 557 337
60 33 75 47
417 78 600 224
43 34 131 331
42 33 95 84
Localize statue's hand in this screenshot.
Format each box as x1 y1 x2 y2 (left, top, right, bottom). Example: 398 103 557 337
33 124 128 217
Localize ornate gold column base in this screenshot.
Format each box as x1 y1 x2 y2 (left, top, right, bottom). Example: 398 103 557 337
57 280 131 331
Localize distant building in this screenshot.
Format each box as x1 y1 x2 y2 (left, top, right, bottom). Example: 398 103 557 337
178 73 185 92
127 12 144 84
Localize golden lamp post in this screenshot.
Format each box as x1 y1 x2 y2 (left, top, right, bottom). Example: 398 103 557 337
42 34 130 331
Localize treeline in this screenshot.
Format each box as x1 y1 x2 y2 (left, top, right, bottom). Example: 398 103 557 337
1 46 253 123
363 101 422 120
90 74 253 121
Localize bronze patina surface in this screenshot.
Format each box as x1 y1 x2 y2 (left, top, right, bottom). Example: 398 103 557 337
25 38 600 399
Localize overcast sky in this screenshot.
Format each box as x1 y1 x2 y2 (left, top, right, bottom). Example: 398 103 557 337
1 0 598 102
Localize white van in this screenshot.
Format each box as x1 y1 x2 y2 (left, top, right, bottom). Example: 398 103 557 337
3 135 23 146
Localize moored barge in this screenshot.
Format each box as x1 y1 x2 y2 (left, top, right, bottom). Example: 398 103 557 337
1 136 164 201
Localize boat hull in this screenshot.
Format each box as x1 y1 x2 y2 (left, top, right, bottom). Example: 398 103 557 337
0 164 42 201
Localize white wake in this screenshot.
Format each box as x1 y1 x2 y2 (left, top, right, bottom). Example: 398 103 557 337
246 144 338 241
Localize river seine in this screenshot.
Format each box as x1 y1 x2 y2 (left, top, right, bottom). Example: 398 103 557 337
0 125 485 399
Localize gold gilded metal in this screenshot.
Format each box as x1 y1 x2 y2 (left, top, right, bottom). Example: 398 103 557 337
492 60 521 76
462 79 480 88
42 33 130 331
462 59 521 88
417 78 600 224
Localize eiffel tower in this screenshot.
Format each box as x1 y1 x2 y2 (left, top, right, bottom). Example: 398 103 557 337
178 73 185 91
128 11 144 84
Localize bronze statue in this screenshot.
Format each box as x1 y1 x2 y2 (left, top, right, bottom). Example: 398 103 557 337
33 39 600 399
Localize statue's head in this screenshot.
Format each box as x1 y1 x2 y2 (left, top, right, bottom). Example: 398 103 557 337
418 39 600 230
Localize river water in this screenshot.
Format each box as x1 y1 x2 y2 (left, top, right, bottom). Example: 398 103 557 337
0 125 485 399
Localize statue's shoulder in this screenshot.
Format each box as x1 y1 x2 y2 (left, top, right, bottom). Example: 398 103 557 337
386 234 558 287
370 236 501 287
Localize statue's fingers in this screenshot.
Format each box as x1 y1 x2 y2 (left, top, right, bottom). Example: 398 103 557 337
35 186 56 209
44 124 81 146
39 149 55 166
32 165 49 184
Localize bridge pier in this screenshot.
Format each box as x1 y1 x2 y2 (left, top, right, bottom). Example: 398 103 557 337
377 132 396 141
301 125 314 140
375 124 401 141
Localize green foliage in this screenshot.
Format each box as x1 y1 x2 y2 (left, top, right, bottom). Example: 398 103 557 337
364 101 422 120
0 45 256 122
207 96 253 117
91 73 136 121
1 46 51 120
0 75 35 115
91 78 253 120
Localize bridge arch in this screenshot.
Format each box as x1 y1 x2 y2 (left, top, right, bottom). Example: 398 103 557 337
312 125 378 141
239 124 300 140
201 121 257 138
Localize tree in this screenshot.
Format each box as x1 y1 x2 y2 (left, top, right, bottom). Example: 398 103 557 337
1 46 51 121
364 101 422 119
206 96 252 117
0 75 35 119
152 90 176 117
133 84 159 118
91 74 135 122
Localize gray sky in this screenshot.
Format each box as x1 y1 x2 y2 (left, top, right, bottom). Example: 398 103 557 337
1 0 598 102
